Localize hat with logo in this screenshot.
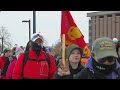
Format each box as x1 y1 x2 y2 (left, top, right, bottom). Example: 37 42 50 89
92 37 118 59
31 33 44 42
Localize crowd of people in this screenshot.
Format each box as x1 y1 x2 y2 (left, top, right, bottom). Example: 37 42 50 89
0 32 120 79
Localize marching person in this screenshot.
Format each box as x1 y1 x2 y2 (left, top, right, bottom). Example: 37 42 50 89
54 44 84 79
0 48 11 79
12 33 56 79
6 47 24 79
76 37 120 79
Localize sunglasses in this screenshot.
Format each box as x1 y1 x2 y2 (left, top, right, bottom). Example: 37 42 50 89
97 56 116 64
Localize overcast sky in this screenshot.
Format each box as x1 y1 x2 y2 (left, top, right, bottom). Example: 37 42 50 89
0 11 98 47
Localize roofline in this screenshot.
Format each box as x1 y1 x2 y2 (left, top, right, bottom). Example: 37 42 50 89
87 11 120 17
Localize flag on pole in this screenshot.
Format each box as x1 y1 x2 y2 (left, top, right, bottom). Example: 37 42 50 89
61 11 91 58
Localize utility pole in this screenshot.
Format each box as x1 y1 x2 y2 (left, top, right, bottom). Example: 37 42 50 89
33 11 36 34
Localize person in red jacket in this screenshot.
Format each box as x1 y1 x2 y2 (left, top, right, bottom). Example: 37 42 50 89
6 47 24 79
12 33 57 79
0 48 11 79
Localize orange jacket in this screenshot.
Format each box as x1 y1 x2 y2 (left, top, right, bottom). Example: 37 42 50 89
81 58 87 65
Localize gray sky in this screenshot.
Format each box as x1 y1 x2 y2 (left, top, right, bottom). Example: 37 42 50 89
0 11 97 47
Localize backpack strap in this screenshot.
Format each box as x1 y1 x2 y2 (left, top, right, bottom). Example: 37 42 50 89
21 50 51 78
43 51 51 79
42 46 50 69
43 51 50 69
22 51 29 78
23 51 29 66
22 51 51 69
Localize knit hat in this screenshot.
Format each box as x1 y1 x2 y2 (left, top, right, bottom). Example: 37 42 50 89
92 37 118 60
15 47 24 57
66 44 83 59
3 48 10 55
113 38 118 44
31 33 44 42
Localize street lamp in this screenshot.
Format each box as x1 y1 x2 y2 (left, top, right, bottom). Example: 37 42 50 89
22 20 31 41
0 37 3 53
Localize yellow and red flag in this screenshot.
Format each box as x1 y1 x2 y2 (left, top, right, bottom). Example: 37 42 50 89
61 11 91 58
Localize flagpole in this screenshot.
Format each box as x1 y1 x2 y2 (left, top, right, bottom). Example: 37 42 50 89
62 34 66 68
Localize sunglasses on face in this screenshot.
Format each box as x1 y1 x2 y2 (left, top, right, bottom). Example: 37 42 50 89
97 57 116 64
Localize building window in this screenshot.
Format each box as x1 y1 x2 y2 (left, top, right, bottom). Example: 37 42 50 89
119 17 120 40
99 17 100 38
89 37 92 50
106 16 108 37
89 20 92 25
102 18 104 36
100 16 104 18
107 15 112 17
89 26 92 31
111 17 112 38
116 13 120 16
95 19 96 40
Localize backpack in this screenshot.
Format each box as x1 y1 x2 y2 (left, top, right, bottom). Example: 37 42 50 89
21 49 50 78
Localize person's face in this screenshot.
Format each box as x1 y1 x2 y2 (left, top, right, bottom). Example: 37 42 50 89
12 49 15 53
94 56 116 65
5 50 11 57
118 48 120 57
9 50 13 56
34 38 43 45
69 49 81 63
56 55 61 60
16 51 23 59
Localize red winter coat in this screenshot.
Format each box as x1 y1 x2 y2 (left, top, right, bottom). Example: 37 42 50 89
12 48 56 79
6 58 17 79
0 56 8 79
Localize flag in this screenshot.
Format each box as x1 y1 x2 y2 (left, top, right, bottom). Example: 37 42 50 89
61 11 91 58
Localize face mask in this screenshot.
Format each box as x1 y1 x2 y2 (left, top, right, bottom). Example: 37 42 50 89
31 42 42 52
92 58 116 75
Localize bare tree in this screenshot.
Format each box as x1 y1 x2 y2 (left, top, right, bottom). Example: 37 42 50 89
43 37 48 46
0 26 12 49
51 39 61 56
